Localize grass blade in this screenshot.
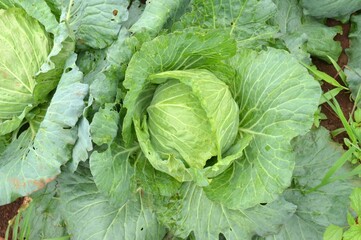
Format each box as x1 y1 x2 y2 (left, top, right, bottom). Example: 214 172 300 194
302 63 348 90
327 56 347 85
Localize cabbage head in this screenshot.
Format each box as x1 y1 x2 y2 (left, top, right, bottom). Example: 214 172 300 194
0 5 73 136
147 70 239 169
0 8 52 134
123 30 253 186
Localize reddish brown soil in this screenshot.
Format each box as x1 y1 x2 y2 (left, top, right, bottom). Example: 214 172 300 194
0 198 24 239
314 19 353 145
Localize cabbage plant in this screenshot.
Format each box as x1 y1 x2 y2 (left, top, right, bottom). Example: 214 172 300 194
1 0 359 239
120 28 322 208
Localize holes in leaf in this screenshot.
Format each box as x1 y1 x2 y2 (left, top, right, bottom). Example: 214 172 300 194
140 227 144 231
204 156 217 168
260 203 267 206
219 233 226 240
17 122 30 138
65 67 73 73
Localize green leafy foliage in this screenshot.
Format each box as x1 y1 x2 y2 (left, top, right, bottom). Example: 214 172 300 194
0 1 359 239
0 54 88 204
263 127 353 240
323 188 361 240
300 0 361 22
272 0 342 63
346 15 361 101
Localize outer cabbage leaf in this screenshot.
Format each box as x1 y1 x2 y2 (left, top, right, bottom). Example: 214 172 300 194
77 27 134 106
345 15 361 101
262 127 353 240
204 48 321 209
68 0 128 49
157 182 295 240
300 0 361 22
0 1 14 8
0 54 88 205
90 139 137 205
272 0 342 63
174 0 278 48
133 153 182 197
70 116 92 172
130 0 190 37
19 181 68 239
58 165 166 240
90 103 119 146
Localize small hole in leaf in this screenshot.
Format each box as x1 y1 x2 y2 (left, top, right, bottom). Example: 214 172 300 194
260 203 267 206
17 122 30 138
141 227 144 231
204 156 217 167
65 67 73 73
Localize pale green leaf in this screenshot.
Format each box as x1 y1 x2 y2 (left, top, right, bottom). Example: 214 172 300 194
264 128 353 240
123 0 146 29
90 140 137 205
78 27 133 105
300 0 361 22
345 15 361 101
90 103 119 146
350 188 361 217
0 54 88 205
175 0 278 48
20 181 68 239
343 225 361 240
59 166 166 240
130 0 190 37
0 8 51 132
68 0 129 49
323 225 343 240
272 0 342 63
133 153 181 197
70 116 92 172
158 182 295 240
205 48 321 209
0 1 75 136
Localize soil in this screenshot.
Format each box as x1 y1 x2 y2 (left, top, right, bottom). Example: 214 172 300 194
0 197 24 239
0 19 355 240
315 19 354 145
